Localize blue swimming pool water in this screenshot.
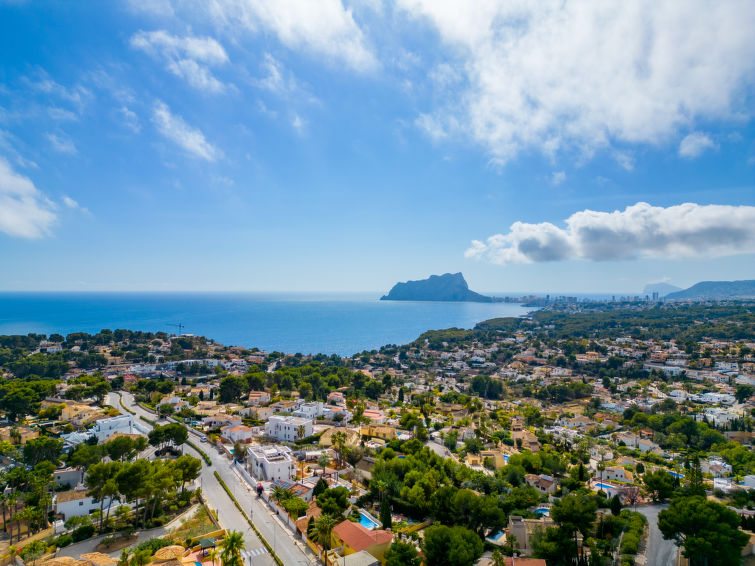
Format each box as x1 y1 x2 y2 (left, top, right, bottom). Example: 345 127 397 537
595 482 615 489
359 511 381 530
534 507 549 515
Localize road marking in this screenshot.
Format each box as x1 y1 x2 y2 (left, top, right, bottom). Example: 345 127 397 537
242 548 267 560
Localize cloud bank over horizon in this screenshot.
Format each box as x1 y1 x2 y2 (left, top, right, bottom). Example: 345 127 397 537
466 202 755 265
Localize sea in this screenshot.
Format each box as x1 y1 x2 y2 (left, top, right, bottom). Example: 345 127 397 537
0 292 533 357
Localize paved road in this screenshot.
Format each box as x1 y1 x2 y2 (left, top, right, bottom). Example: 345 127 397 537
425 440 452 458
635 504 677 566
110 393 316 566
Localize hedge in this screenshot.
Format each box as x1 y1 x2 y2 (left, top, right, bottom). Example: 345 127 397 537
187 440 212 465
118 394 136 415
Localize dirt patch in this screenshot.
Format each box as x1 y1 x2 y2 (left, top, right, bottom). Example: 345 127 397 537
95 535 138 553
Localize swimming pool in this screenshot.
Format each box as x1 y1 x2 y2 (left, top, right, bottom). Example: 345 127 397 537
488 531 506 542
534 507 550 516
359 510 381 530
594 482 616 490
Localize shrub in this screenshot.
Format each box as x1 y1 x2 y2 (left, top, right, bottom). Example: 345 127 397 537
621 533 639 555
72 524 96 542
55 534 73 548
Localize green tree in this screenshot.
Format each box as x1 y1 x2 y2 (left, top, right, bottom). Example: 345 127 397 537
380 498 392 530
609 494 622 516
551 493 597 560
643 470 675 501
312 513 338 550
422 525 483 566
316 486 350 516
219 376 247 403
172 454 202 492
658 496 749 566
385 540 421 566
219 530 245 566
23 437 62 467
20 540 46 565
735 384 754 404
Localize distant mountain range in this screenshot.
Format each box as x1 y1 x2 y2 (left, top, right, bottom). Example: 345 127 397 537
381 272 494 302
665 280 755 300
643 282 682 296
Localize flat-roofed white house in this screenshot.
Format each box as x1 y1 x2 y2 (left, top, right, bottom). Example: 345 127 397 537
247 445 296 481
92 414 147 442
264 415 313 442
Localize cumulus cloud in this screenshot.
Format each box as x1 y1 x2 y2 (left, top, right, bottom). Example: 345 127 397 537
152 101 220 161
401 1 755 164
0 157 56 238
200 0 377 72
131 30 228 93
679 132 717 158
46 132 77 155
466 202 755 265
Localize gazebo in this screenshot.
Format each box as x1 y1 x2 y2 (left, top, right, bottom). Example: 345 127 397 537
199 538 217 557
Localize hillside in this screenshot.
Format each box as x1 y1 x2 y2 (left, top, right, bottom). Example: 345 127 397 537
380 272 494 302
665 280 755 300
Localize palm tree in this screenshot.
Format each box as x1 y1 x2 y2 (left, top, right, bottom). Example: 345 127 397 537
271 486 293 504
207 548 218 566
332 431 347 467
297 425 306 440
220 530 245 566
313 513 338 550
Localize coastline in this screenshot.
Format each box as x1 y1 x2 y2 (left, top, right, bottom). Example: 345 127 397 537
0 292 533 357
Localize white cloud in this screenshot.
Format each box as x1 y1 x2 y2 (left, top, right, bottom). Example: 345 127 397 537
679 131 717 159
202 0 377 72
415 113 447 141
152 101 220 161
466 202 755 265
62 196 79 209
28 74 91 113
401 1 755 164
46 132 77 155
131 30 228 93
550 171 566 186
291 113 305 134
120 106 141 133
48 107 78 121
256 54 295 95
0 157 56 239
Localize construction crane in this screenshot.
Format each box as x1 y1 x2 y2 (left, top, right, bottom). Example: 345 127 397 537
168 323 185 335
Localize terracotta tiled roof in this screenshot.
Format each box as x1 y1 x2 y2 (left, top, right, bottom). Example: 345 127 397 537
332 520 392 551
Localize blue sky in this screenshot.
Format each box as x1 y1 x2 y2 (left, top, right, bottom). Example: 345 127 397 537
1 0 754 293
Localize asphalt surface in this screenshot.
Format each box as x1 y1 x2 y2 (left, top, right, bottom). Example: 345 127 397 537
635 503 678 566
109 392 317 566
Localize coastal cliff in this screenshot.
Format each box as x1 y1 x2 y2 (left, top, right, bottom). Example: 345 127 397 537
380 273 494 302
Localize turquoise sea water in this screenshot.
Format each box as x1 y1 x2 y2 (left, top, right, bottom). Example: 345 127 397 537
0 292 532 356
